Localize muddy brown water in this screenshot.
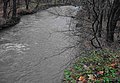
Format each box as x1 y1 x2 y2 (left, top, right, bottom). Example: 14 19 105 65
0 6 79 83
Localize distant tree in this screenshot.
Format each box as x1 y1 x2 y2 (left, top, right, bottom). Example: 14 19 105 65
12 0 17 18
17 0 20 6
2 0 9 18
25 0 30 10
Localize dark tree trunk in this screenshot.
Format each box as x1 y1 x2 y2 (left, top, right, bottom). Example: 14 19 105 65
3 0 8 18
8 0 10 7
25 0 30 10
106 0 120 42
17 0 20 6
98 10 103 37
34 0 40 9
12 0 17 18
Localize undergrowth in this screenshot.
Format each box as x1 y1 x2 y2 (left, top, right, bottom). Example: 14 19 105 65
63 49 120 83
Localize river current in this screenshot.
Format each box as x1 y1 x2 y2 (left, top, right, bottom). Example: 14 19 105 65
0 6 78 83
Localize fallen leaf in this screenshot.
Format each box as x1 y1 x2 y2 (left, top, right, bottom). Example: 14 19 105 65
109 63 116 68
88 74 95 80
83 65 89 70
78 76 85 81
82 79 87 83
97 71 104 75
77 78 87 83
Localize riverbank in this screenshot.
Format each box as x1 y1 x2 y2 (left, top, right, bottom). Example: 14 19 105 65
63 49 120 83
62 4 120 83
0 3 71 29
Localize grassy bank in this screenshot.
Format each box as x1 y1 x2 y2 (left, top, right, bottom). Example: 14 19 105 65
63 49 120 83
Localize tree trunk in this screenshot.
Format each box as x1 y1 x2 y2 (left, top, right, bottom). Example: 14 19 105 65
3 0 8 18
12 0 17 18
98 10 103 37
106 0 120 42
25 0 30 10
17 0 20 6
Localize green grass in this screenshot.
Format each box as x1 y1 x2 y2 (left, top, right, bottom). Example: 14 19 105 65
63 49 120 83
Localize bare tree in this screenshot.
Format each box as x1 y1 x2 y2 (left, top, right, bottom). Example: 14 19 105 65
24 0 30 10
12 0 17 18
2 0 10 18
106 0 120 42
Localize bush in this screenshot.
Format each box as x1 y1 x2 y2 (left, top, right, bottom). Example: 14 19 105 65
63 49 120 83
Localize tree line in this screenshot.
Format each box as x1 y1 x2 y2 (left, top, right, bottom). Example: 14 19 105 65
1 0 30 18
0 0 120 46
0 0 74 19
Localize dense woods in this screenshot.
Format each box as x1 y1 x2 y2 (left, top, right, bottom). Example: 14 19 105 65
0 0 120 46
75 0 120 48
